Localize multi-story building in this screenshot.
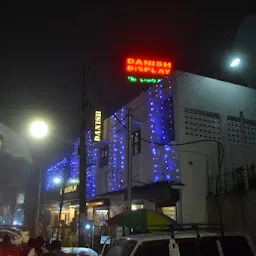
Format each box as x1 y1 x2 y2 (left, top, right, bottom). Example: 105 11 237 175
43 70 256 229
0 123 33 227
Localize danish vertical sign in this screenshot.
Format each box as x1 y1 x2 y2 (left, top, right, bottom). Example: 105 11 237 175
94 111 102 142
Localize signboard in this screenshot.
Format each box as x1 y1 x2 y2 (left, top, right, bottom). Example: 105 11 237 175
127 76 162 84
94 111 102 142
125 57 172 84
126 57 172 76
100 236 111 244
60 185 78 195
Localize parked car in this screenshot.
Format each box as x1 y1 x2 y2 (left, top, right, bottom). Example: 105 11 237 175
62 247 98 256
101 231 256 256
0 229 24 245
0 226 29 243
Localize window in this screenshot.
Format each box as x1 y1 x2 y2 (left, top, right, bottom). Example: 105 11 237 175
219 236 254 256
105 239 137 256
100 147 109 168
134 240 169 256
132 130 141 155
176 236 254 256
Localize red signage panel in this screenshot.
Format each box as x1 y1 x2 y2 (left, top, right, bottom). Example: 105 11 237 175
126 57 172 76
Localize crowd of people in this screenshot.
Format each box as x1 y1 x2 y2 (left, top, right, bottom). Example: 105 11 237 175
0 234 66 256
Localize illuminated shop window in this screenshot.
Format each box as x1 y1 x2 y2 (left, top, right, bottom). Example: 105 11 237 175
131 204 143 211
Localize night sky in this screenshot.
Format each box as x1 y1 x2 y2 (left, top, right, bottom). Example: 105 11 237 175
0 3 254 166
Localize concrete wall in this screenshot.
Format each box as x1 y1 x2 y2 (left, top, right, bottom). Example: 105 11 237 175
95 71 256 225
207 191 256 243
172 71 256 224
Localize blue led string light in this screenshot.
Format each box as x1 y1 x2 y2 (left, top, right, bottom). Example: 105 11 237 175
69 139 80 179
107 111 126 191
45 158 68 190
44 131 98 196
86 131 96 197
108 116 114 191
112 114 118 190
148 81 179 182
149 85 161 182
119 107 125 189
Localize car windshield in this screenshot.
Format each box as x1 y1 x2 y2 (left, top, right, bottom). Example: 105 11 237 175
104 239 137 256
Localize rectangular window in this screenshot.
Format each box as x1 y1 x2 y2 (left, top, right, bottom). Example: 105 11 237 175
134 240 170 256
100 147 109 168
132 130 141 155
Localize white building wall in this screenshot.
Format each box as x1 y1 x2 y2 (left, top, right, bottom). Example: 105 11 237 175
97 89 173 195
171 71 256 224
94 71 256 225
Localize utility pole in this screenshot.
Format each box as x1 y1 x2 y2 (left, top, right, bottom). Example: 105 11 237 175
79 64 88 246
127 108 133 211
35 141 43 236
57 161 69 240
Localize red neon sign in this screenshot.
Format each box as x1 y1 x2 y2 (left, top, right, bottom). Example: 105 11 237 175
126 58 172 76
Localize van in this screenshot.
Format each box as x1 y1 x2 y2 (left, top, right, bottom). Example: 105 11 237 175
101 230 255 256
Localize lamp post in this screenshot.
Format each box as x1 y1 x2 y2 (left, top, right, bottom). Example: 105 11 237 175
29 120 49 235
229 57 252 87
230 57 240 68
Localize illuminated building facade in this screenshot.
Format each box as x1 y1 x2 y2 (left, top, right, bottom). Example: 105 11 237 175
43 71 256 228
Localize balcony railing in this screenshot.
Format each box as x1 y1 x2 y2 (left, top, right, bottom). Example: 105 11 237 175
208 164 256 194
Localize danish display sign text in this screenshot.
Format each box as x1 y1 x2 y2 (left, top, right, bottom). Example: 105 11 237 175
125 57 172 84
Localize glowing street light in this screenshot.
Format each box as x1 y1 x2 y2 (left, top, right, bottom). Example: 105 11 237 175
230 58 240 68
29 120 49 139
53 177 61 184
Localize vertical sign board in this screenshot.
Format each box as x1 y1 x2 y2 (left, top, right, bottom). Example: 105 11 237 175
94 111 102 142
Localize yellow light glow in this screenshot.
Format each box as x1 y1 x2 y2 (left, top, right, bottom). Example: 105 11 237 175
29 120 49 138
131 204 143 211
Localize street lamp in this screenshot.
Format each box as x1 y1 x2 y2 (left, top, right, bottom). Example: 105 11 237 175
230 58 240 67
29 121 48 139
53 177 61 184
29 120 49 236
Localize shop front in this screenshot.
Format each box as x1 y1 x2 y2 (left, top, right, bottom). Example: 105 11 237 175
107 181 181 223
43 184 110 229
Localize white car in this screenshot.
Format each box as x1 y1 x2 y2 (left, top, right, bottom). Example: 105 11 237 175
101 231 256 256
62 247 98 256
0 229 24 245
0 226 30 244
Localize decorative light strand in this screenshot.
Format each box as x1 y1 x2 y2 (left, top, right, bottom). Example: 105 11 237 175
45 158 68 190
69 139 80 179
86 131 96 197
149 85 161 182
119 107 125 189
44 77 180 193
108 116 114 191
44 131 98 197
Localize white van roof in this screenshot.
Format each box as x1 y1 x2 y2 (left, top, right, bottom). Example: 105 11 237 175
124 231 244 243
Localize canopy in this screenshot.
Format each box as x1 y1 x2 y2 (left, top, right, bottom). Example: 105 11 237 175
107 208 180 232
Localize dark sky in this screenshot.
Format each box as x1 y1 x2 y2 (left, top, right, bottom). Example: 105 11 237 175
0 3 254 166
